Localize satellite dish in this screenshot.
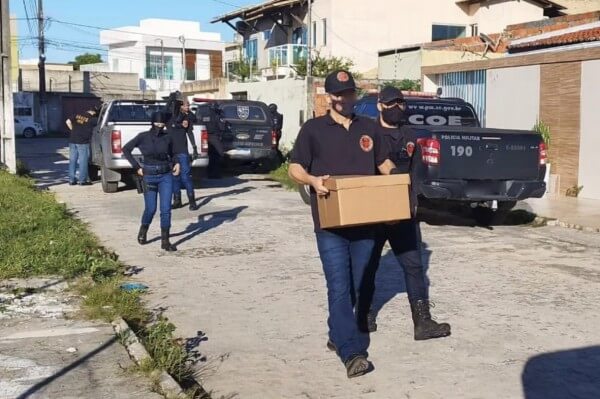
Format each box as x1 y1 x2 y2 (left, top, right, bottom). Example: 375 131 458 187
479 32 500 53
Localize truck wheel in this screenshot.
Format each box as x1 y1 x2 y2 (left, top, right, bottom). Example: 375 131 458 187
88 164 100 181
472 201 517 226
101 165 118 193
23 128 36 138
298 184 311 205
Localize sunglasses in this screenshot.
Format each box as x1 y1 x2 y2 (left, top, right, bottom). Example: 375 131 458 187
381 100 406 109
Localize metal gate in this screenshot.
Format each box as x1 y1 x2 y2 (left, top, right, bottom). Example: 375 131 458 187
439 70 487 127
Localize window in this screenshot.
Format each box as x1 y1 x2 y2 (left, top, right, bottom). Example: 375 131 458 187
14 107 32 117
292 26 307 45
312 21 317 46
322 19 327 46
244 38 258 67
108 104 166 122
263 29 271 41
145 53 174 80
471 24 479 37
432 24 466 41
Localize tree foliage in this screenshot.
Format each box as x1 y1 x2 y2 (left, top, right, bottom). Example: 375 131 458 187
69 53 103 70
382 79 422 92
294 52 358 78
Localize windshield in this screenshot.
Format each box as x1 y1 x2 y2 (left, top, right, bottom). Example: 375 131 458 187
108 104 165 122
219 104 268 123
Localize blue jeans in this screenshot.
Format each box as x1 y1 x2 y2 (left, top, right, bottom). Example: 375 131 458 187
315 227 374 363
68 143 90 184
142 173 173 229
173 153 194 198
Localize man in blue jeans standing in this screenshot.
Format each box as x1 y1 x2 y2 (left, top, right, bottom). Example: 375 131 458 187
65 107 98 185
288 70 397 378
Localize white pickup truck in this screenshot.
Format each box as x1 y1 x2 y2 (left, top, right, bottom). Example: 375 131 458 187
90 100 209 193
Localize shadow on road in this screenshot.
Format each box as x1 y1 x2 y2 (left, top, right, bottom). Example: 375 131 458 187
417 203 537 229
16 138 71 190
195 187 256 208
16 336 117 399
522 345 600 399
171 206 248 246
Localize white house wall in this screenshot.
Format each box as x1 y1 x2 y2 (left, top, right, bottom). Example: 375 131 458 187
378 49 422 80
326 0 545 73
578 59 600 200
485 65 540 130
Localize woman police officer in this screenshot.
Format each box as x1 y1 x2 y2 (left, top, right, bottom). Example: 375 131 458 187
122 111 180 251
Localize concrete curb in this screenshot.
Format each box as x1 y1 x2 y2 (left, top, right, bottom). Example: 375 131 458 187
112 318 187 399
537 216 600 233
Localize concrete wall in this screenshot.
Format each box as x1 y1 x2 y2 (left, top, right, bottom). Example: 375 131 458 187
378 49 422 80
486 65 540 130
227 79 307 149
578 59 600 200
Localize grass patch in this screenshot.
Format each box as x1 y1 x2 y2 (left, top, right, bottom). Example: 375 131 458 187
0 170 120 280
0 169 205 397
269 161 297 191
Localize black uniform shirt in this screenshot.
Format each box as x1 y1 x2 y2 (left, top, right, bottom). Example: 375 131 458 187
122 128 177 171
69 112 97 144
375 124 417 174
291 113 389 231
169 113 197 155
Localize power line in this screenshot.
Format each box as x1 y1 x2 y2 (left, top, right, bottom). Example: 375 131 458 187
49 18 226 43
21 0 35 37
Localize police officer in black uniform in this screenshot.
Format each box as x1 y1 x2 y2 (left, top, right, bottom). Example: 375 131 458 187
268 103 283 161
122 111 180 252
360 86 451 340
170 99 200 211
289 70 397 379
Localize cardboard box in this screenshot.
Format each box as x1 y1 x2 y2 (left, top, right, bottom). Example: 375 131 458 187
317 174 412 228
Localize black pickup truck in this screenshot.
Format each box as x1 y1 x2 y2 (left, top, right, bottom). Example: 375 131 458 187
300 94 547 225
194 99 279 175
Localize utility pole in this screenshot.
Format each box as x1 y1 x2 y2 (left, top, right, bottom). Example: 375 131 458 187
0 0 16 172
306 0 312 78
155 38 165 91
37 0 48 132
305 0 313 122
178 35 186 82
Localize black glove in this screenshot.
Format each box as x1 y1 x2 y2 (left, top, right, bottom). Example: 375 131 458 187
192 146 199 160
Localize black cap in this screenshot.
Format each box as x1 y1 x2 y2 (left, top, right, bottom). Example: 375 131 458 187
151 111 167 124
325 70 356 94
378 86 405 103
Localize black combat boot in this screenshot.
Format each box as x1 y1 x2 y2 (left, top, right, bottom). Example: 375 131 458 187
161 229 177 252
137 224 149 245
188 192 199 211
410 300 451 341
172 194 183 209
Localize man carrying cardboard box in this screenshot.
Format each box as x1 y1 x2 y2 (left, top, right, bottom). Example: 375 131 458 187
359 86 451 340
288 70 398 378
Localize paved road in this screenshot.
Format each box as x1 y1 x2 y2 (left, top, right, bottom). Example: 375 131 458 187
18 138 600 399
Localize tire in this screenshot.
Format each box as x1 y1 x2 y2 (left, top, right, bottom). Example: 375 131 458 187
298 184 311 205
23 128 36 139
101 165 118 193
472 201 517 226
88 164 100 181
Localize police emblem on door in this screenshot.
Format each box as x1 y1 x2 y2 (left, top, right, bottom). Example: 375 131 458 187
360 135 373 152
237 106 250 120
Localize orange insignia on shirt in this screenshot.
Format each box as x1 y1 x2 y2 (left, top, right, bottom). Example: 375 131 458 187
360 135 374 152
337 71 349 82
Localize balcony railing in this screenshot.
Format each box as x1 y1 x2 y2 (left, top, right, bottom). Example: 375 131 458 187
267 44 307 66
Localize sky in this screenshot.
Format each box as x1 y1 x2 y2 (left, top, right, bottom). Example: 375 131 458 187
9 0 257 63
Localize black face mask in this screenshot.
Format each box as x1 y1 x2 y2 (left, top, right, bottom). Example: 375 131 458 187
332 99 356 117
381 107 406 126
